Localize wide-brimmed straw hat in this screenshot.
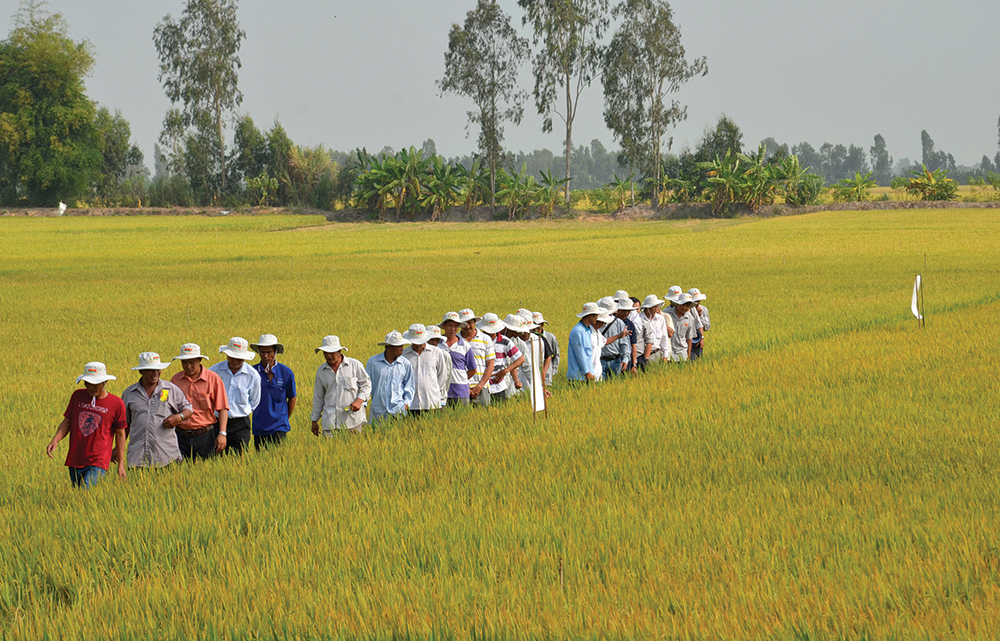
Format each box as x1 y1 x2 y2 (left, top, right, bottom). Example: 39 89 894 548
476 313 505 334
597 296 618 314
131 352 171 371
250 334 285 354
378 330 411 347
76 362 116 384
641 295 665 309
688 288 707 302
577 302 602 318
665 285 684 303
616 298 634 311
315 336 348 353
402 324 430 345
219 337 255 360
457 309 479 324
172 343 209 361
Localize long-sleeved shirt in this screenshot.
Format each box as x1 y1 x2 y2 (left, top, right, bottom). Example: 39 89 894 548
402 345 450 411
600 317 630 359
365 353 415 423
310 357 371 432
122 379 191 468
567 322 595 381
209 361 261 419
640 311 675 355
540 330 559 385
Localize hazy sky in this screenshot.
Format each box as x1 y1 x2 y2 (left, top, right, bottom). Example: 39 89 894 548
22 0 1000 169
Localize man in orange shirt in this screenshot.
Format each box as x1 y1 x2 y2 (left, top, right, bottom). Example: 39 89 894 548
169 343 229 460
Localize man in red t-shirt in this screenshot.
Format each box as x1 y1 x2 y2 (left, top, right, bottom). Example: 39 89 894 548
46 362 128 488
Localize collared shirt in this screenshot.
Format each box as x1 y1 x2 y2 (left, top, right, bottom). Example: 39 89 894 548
466 330 496 386
365 353 415 423
697 305 711 331
402 345 450 411
590 326 604 379
567 321 595 381
209 361 261 419
310 357 371 432
123 379 190 467
487 334 521 394
171 366 229 429
665 307 696 355
252 361 297 434
444 336 477 399
640 311 674 354
600 317 629 359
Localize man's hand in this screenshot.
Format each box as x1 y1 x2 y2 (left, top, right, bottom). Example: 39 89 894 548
163 413 183 429
543 388 552 399
585 373 595 382
513 378 523 390
469 385 481 399
214 433 227 453
348 398 364 412
110 450 119 464
311 421 320 436
45 439 58 458
117 462 127 481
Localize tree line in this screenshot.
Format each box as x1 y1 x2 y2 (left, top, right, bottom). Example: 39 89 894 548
4 0 1000 211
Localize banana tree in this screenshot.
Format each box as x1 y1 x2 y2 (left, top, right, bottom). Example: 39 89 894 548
737 144 778 212
832 171 876 202
607 173 635 213
420 156 462 220
536 169 570 218
699 150 743 217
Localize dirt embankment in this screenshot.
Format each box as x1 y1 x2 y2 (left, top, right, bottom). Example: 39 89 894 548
5 200 1000 221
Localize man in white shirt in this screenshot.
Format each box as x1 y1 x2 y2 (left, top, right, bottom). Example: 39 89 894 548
401 324 450 417
209 337 261 455
638 295 674 367
310 336 371 435
664 293 698 361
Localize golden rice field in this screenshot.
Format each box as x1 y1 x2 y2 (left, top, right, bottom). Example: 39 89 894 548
0 210 998 640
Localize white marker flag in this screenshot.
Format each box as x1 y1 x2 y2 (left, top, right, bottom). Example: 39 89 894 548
529 335 546 413
911 275 923 320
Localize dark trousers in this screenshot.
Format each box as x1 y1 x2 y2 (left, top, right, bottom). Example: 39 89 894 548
254 431 287 451
226 415 252 455
691 344 703 361
177 425 218 461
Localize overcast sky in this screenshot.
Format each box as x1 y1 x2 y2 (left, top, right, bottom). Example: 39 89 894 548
24 0 1000 169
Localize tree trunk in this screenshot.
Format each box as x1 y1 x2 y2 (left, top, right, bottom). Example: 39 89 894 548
564 78 572 207
216 98 226 195
490 163 496 219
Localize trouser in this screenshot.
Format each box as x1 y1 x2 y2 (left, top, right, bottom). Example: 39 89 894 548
472 388 491 407
177 424 218 460
691 344 703 360
667 350 689 363
254 431 287 450
601 355 625 378
68 466 105 489
447 397 470 407
225 416 252 455
409 409 433 418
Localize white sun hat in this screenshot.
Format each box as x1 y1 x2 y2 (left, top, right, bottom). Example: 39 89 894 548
457 308 479 324
614 290 630 302
130 352 171 371
476 313 505 334
76 362 117 384
378 330 411 347
402 323 430 345
502 313 531 332
172 343 209 361
516 309 537 329
597 296 618 314
641 294 665 309
665 285 684 303
219 337 255 360
617 298 635 311
675 292 694 306
315 335 348 353
250 334 285 354
440 311 463 326
425 324 443 340
577 302 602 318
531 311 548 325
688 288 707 302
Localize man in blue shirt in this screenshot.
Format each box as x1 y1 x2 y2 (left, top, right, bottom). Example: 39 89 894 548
250 334 297 450
365 331 415 426
567 302 601 383
209 337 261 455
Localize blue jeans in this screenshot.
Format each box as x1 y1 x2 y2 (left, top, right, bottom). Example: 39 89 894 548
68 466 105 489
601 355 625 378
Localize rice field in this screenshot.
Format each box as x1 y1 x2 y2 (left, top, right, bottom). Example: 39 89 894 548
0 209 998 640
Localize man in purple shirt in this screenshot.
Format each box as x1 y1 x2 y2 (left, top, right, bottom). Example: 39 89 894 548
439 311 477 406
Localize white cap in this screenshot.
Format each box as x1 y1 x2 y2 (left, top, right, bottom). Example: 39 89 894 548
219 337 255 360
76 362 116 384
315 335 348 353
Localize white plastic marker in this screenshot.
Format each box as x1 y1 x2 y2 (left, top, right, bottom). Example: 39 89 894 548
911 275 923 321
57 202 66 216
529 334 546 415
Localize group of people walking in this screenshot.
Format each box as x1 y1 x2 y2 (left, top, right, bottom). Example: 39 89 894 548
45 288 708 488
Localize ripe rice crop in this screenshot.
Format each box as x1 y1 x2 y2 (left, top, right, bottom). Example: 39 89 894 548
0 210 998 640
